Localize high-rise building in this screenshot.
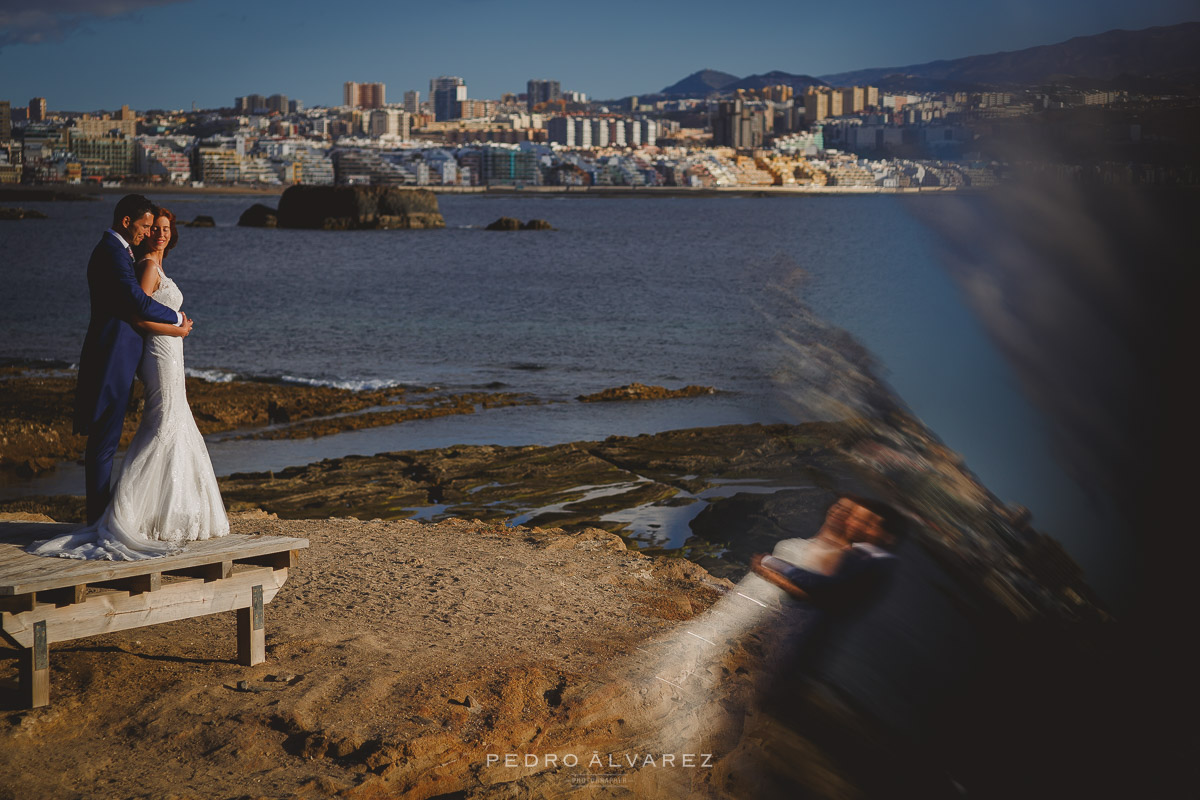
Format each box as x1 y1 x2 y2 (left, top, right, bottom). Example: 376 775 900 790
840 87 865 114
1 101 11 141
404 90 420 114
267 94 289 114
547 116 590 147
430 76 467 121
28 97 46 122
479 146 541 186
804 89 829 123
459 99 495 120
526 79 561 112
360 83 385 109
69 134 136 178
607 118 627 147
344 82 385 109
712 100 769 149
368 109 411 140
589 118 609 148
235 94 268 113
829 90 844 117
636 119 657 147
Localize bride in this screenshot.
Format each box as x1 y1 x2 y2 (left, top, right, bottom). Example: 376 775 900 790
29 206 229 560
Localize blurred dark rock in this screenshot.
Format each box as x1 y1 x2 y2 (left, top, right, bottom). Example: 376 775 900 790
521 219 554 230
0 207 47 220
186 215 216 228
0 188 96 202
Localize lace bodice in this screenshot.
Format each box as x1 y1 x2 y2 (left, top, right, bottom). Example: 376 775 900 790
150 265 183 312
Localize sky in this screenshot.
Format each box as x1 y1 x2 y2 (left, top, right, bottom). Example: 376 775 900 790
0 0 1197 112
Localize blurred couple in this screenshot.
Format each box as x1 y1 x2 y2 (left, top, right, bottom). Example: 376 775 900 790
29 194 229 560
752 496 904 610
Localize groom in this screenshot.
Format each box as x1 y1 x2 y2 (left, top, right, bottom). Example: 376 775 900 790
75 194 191 524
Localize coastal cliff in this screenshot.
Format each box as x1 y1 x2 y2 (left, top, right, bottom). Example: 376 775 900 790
276 185 446 230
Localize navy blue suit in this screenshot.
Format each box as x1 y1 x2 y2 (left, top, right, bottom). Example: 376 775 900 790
74 231 180 523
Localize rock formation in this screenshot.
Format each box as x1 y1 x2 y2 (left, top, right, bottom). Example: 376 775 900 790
577 383 715 402
237 203 278 227
276 186 445 230
486 217 554 230
186 215 216 228
486 216 522 231
0 207 48 220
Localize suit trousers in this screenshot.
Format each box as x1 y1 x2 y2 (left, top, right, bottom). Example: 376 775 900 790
84 393 129 524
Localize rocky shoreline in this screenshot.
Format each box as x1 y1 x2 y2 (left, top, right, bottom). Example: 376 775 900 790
0 360 1121 797
2 367 1103 629
0 364 541 476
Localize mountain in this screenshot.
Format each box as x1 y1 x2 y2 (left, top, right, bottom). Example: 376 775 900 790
659 69 740 96
818 22 1200 90
725 70 828 92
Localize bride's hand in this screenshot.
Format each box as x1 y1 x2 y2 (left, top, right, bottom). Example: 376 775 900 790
180 315 194 337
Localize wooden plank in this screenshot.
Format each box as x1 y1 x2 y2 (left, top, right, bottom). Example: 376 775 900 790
167 561 232 581
239 550 295 570
237 584 265 666
0 523 308 595
37 585 87 607
18 621 50 708
0 593 36 613
93 573 160 594
1 567 286 647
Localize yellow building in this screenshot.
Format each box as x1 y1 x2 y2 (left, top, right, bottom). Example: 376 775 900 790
804 89 829 122
74 105 137 139
840 87 865 114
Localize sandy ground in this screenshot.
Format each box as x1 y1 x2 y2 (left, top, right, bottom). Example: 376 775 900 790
0 513 843 799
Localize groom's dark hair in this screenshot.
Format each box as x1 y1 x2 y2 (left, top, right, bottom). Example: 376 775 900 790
843 494 909 545
112 194 155 228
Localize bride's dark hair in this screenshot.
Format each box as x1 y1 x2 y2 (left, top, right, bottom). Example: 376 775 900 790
137 206 179 259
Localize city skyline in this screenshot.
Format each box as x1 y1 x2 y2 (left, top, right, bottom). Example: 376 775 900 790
0 0 1196 111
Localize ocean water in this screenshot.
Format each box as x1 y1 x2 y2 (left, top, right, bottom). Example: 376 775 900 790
0 191 1124 605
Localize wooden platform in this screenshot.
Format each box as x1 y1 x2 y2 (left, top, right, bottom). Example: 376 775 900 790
0 521 308 708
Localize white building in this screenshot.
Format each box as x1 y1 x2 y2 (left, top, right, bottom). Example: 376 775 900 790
135 137 191 183
368 109 410 140
547 116 592 148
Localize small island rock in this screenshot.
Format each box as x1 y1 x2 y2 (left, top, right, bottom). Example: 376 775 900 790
187 215 217 228
522 219 554 230
238 203 278 228
577 383 716 402
485 216 522 231
276 185 445 230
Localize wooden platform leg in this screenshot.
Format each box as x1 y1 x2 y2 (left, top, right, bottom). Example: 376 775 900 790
18 620 49 708
237 585 265 666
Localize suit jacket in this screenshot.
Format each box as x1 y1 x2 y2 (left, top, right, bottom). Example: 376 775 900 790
778 543 898 613
73 231 180 435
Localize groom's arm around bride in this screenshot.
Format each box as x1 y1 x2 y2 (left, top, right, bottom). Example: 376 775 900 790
74 193 187 523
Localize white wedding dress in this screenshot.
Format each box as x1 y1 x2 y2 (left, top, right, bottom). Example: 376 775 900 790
29 266 229 560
